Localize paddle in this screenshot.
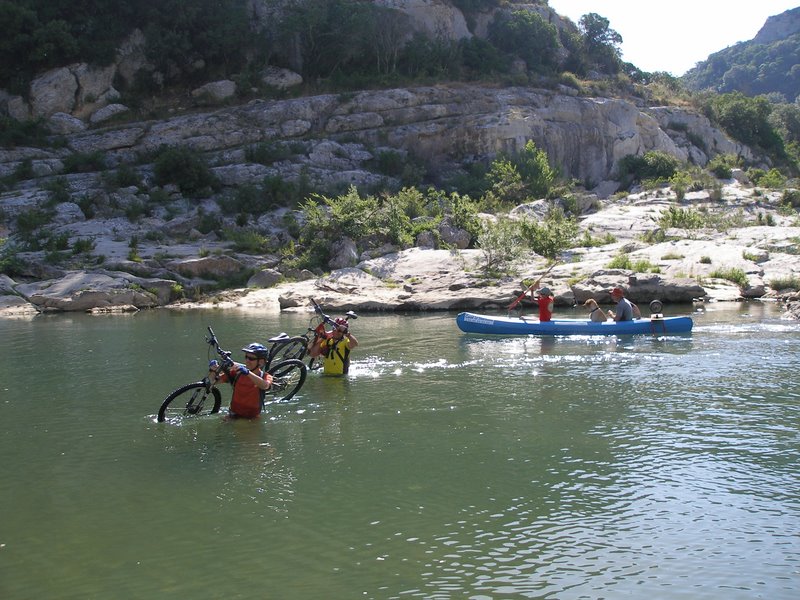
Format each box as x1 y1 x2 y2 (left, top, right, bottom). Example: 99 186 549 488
507 262 558 312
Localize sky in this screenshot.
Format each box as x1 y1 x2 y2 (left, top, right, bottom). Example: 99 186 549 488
547 1 800 76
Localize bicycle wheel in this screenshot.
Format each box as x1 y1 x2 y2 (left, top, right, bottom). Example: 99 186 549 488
268 359 307 402
307 355 324 371
158 382 222 422
270 336 308 363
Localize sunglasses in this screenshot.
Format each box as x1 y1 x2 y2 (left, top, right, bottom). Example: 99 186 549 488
244 355 259 361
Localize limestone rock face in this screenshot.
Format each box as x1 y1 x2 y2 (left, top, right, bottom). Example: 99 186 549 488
571 271 706 304
14 270 173 311
29 67 78 118
374 0 471 40
166 256 245 279
38 86 746 191
754 7 800 44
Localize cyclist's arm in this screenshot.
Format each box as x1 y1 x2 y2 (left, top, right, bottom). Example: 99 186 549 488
345 332 358 349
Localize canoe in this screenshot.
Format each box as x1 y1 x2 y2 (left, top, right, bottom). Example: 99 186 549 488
456 312 693 336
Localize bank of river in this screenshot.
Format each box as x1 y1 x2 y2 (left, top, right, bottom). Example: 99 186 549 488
0 302 798 598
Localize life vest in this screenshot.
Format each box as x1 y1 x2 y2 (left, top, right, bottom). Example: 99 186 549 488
321 337 351 376
222 367 267 417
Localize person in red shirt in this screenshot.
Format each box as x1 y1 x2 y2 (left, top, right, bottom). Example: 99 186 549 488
532 287 554 321
208 343 273 419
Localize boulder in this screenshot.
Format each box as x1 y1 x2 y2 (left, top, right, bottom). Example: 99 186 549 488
48 112 87 134
166 255 244 278
14 270 174 311
72 63 119 119
571 271 706 304
261 66 303 90
328 237 359 269
438 219 471 249
30 66 78 117
90 104 130 124
192 80 237 102
247 268 283 288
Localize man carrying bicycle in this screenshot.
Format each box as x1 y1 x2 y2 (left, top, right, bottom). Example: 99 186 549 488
209 343 273 418
308 317 359 376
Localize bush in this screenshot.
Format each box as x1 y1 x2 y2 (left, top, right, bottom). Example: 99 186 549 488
753 168 786 189
62 151 107 174
780 189 800 208
153 146 219 197
659 206 706 229
113 164 141 188
516 207 578 259
618 151 680 183
71 237 96 254
485 140 556 204
478 217 522 274
709 267 748 288
0 116 53 148
769 275 800 291
707 154 738 179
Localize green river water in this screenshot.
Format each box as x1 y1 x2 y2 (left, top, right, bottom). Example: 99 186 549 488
1 302 798 599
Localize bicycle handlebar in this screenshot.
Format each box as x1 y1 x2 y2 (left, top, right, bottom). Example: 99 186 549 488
205 326 234 369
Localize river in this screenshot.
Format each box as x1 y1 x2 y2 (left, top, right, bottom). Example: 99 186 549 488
1 302 798 599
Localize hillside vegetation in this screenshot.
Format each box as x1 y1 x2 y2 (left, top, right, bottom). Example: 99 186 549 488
682 7 800 103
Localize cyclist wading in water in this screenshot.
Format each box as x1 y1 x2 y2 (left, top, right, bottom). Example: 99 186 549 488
308 317 359 376
208 343 273 418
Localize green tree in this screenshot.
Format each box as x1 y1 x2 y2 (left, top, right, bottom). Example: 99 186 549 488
578 13 622 74
487 10 558 74
700 92 784 154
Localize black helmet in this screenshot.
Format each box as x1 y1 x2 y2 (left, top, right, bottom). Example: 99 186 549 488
241 342 268 358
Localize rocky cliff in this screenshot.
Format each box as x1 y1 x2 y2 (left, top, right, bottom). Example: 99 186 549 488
2 86 753 196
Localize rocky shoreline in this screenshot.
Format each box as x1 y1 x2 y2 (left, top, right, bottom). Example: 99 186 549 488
3 181 799 321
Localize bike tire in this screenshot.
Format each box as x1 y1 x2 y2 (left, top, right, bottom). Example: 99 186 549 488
268 359 307 402
270 336 308 363
157 382 222 422
307 355 323 371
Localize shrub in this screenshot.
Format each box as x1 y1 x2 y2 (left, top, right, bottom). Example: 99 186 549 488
0 239 23 276
245 142 294 165
753 168 786 189
618 151 680 183
659 206 706 229
225 228 271 254
0 116 52 148
15 207 53 235
71 238 96 254
62 151 107 174
113 164 142 188
606 253 658 272
769 275 800 291
781 189 800 208
489 140 557 204
44 177 71 204
709 267 748 287
707 154 737 179
478 217 522 274
153 146 219 197
517 208 578 259
669 171 693 201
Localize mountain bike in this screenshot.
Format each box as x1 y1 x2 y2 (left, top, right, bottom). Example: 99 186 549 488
157 326 307 422
286 298 358 371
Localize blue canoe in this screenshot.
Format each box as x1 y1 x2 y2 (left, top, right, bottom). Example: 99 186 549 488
456 312 693 336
